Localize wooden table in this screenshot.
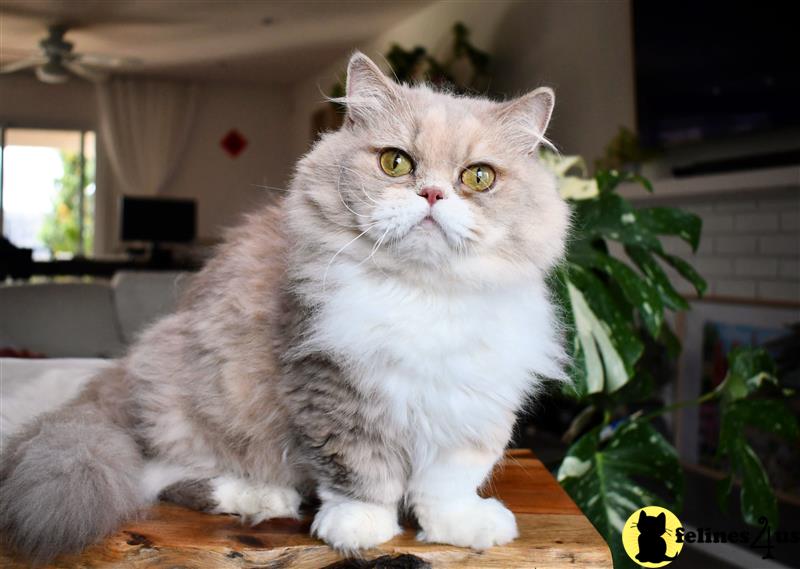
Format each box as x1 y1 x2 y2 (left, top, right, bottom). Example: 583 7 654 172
1 450 611 568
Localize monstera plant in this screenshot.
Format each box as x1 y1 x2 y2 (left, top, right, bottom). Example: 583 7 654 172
545 152 799 568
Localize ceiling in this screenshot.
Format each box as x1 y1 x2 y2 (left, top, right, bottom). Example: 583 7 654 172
0 0 432 85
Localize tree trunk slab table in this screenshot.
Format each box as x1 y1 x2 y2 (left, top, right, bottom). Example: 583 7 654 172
1 450 611 568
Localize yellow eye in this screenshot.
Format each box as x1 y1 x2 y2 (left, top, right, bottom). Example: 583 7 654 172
379 148 413 177
461 164 496 192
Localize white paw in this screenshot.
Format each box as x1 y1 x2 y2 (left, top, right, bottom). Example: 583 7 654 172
312 499 400 552
211 477 301 525
416 497 518 549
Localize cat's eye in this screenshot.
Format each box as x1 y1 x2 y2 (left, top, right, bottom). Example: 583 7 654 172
461 164 496 192
379 149 414 177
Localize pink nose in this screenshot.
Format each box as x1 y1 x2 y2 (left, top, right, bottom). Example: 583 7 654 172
419 187 444 206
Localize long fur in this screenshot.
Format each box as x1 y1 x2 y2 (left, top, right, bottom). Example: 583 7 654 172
0 367 144 563
0 52 570 562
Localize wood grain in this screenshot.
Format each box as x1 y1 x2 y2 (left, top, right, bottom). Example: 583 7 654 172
1 451 611 568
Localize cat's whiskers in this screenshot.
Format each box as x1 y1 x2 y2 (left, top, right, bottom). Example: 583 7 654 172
337 165 381 205
358 226 391 268
252 183 290 193
322 222 379 292
335 169 372 218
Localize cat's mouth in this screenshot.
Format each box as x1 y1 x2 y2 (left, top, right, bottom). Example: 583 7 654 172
417 215 445 235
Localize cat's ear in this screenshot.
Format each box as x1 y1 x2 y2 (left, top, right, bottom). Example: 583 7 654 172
495 87 555 153
638 510 647 523
657 513 666 523
343 52 400 126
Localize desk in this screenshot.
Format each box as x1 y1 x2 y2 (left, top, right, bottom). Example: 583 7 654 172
0 450 612 568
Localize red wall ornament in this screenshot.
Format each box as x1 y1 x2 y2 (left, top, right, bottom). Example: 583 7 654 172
220 129 248 158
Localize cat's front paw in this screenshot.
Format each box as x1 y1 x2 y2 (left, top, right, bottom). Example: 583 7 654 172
312 499 400 552
416 497 518 549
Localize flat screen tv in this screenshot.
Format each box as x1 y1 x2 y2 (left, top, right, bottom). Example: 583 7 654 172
632 1 800 149
120 196 196 244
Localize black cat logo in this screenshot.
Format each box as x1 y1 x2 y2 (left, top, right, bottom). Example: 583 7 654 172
622 506 683 567
635 511 675 563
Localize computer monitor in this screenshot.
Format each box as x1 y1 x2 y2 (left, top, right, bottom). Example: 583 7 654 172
120 196 196 244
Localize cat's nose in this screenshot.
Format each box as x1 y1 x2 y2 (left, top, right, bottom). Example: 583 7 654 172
418 187 444 206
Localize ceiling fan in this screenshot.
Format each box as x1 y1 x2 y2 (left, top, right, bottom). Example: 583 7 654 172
0 24 138 84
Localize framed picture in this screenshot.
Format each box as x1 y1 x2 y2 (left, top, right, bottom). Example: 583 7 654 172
674 299 800 497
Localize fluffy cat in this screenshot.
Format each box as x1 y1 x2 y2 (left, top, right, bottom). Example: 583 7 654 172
0 52 570 563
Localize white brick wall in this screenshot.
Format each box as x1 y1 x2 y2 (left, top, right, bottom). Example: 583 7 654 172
642 189 799 303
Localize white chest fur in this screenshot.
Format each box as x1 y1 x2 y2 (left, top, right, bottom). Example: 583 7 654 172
307 266 564 452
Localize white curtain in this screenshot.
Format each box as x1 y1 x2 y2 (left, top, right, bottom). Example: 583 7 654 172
96 78 199 196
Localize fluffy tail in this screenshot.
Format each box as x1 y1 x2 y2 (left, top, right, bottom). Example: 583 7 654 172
0 378 145 564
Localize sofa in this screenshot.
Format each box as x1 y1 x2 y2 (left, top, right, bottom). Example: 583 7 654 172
0 271 188 358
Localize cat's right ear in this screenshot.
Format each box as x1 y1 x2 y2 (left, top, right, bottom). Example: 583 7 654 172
495 87 555 154
342 52 400 126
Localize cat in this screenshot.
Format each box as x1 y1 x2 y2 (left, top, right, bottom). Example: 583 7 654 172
635 511 675 563
0 52 570 563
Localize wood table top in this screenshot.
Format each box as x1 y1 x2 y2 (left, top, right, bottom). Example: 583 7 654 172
1 449 612 568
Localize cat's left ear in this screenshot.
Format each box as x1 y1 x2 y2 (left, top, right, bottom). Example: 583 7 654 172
496 87 555 153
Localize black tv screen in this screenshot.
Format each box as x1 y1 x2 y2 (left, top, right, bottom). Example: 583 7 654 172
633 1 800 149
121 196 196 243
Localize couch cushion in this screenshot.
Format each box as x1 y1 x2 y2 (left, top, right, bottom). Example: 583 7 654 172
0 282 125 358
111 271 188 343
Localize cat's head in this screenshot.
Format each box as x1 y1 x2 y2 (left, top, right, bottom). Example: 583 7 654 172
638 511 667 534
290 52 569 288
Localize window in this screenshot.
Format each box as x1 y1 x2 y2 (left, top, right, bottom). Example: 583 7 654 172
0 127 96 260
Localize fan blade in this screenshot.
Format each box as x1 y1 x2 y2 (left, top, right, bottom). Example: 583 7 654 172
1 56 46 74
71 53 141 68
63 60 108 83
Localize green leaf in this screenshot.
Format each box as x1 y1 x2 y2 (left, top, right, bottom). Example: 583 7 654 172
594 169 653 195
659 322 682 359
657 252 708 297
580 249 665 338
637 207 703 252
718 347 779 404
568 282 626 393
559 176 600 201
549 269 588 399
573 193 663 251
719 399 800 451
565 265 645 394
610 370 656 406
625 245 690 311
628 173 654 193
558 421 683 569
713 348 789 529
729 438 778 528
568 265 644 372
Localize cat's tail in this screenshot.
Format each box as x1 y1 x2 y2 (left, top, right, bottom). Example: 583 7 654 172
0 368 146 564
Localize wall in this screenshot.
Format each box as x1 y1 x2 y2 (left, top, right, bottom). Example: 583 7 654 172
0 73 293 253
287 0 635 164
138 81 293 245
0 74 97 129
656 189 800 303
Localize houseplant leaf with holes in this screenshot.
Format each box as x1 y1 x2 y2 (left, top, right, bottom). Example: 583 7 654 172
545 151 797 568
